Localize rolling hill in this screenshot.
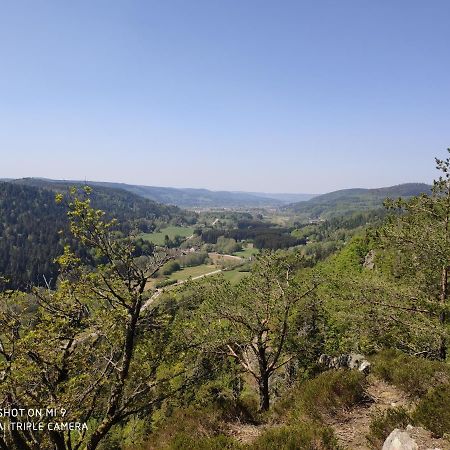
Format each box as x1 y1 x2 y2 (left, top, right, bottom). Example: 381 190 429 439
285 183 431 218
69 181 288 208
9 179 314 208
0 181 196 290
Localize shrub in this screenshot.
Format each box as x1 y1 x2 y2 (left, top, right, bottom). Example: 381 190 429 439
413 383 450 437
293 370 367 421
178 252 209 267
271 370 367 425
250 423 338 450
367 407 411 449
216 237 241 255
155 279 178 288
167 433 241 450
161 261 181 276
371 350 450 397
146 407 225 449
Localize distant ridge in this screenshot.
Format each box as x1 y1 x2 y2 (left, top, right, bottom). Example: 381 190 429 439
6 178 314 208
0 180 195 290
7 178 195 224
284 183 431 218
241 192 317 203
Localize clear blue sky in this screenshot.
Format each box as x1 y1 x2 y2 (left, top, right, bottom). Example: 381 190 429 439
1 1 449 193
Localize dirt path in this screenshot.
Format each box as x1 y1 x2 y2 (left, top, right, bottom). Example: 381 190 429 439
225 376 449 449
326 376 410 449
226 423 267 445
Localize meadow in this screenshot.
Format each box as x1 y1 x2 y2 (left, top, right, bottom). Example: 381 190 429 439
140 226 195 245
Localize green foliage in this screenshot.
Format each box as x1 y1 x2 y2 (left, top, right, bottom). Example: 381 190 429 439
177 252 209 267
270 369 367 429
0 181 194 290
14 178 193 228
200 222 305 251
155 279 178 288
195 253 319 411
251 424 338 450
326 236 369 274
215 236 241 254
367 407 411 449
161 260 181 275
166 434 241 450
371 350 450 397
0 188 194 450
286 183 430 219
0 182 84 290
378 152 450 359
98 416 151 450
413 383 450 437
146 407 230 449
291 370 367 421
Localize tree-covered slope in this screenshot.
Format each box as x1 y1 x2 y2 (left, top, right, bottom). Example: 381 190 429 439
285 183 431 218
0 183 78 289
10 178 196 224
0 181 196 289
12 178 288 208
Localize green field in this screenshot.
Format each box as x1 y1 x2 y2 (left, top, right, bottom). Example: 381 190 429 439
140 226 195 245
223 269 250 284
168 264 219 282
233 244 259 258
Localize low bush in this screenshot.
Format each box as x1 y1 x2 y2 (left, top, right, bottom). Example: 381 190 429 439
161 261 181 276
413 383 450 437
251 423 338 450
166 433 241 450
178 252 209 267
146 407 225 449
367 407 411 449
272 369 367 424
371 349 450 397
155 279 178 288
294 370 367 421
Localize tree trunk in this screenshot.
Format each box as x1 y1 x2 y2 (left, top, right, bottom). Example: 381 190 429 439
439 265 448 360
86 300 142 450
86 420 110 450
49 430 68 450
258 375 270 411
9 427 33 450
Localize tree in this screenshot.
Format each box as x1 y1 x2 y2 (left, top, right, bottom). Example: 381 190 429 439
196 253 318 411
0 187 187 450
379 150 450 360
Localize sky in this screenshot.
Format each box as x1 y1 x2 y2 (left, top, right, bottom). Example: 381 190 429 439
0 1 449 194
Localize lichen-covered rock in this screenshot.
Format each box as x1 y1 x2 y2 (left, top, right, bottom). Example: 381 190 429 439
363 250 375 269
318 352 371 374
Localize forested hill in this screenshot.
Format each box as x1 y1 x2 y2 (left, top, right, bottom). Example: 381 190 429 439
0 183 76 290
9 178 196 226
12 178 290 208
285 183 431 218
0 182 196 290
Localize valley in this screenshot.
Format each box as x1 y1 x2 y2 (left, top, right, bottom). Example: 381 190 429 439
0 169 447 450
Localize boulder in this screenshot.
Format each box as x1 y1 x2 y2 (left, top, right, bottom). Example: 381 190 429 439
318 352 371 374
363 250 375 269
382 429 418 450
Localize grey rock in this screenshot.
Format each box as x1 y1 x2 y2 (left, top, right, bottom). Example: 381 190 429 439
318 352 371 374
382 429 418 450
363 250 375 269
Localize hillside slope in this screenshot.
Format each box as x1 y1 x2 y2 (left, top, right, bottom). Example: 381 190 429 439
9 179 296 208
68 181 287 208
9 178 196 225
285 183 431 218
0 181 195 289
